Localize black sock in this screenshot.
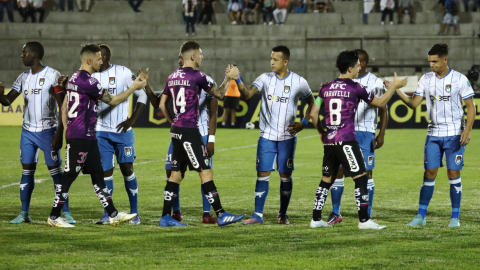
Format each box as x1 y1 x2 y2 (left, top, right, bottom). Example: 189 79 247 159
279 177 292 215
93 184 117 218
162 181 179 217
354 175 370 222
50 184 67 220
312 180 332 221
202 180 225 217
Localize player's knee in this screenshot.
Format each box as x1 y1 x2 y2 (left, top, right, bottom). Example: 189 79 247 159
367 170 373 179
447 170 460 179
424 169 438 180
352 172 367 180
169 171 184 183
119 163 134 176
257 171 271 178
166 170 172 179
199 169 213 183
22 163 36 170
322 175 333 184
104 168 114 178
279 173 291 179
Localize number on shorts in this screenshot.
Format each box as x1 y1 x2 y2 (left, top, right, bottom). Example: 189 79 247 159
170 87 186 114
330 98 342 125
67 92 80 118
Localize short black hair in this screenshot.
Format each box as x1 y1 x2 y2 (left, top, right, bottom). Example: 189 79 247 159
180 41 201 55
272 45 290 60
428 43 449 58
354 49 369 65
80 44 101 56
336 50 359 74
26 41 44 60
98 44 112 59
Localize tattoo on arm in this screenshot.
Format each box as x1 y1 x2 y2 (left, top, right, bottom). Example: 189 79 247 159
100 91 113 104
238 84 258 99
208 79 230 99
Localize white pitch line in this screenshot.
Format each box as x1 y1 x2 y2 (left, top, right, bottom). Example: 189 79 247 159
0 134 318 190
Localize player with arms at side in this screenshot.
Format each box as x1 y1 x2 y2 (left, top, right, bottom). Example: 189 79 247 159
309 50 407 229
92 44 148 225
0 42 74 224
232 45 315 225
47 44 147 227
158 41 245 227
391 44 475 227
142 54 219 224
327 49 389 225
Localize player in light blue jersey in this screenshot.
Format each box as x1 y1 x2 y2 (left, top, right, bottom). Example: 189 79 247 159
233 45 315 225
0 42 74 224
393 44 475 227
92 44 148 225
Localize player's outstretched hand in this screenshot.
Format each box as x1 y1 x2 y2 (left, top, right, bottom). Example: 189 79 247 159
206 142 214 158
383 79 392 90
460 130 471 146
287 122 305 135
137 68 149 82
226 64 240 80
391 72 408 89
0 82 4 96
51 132 63 152
132 76 147 90
58 75 69 90
116 118 135 133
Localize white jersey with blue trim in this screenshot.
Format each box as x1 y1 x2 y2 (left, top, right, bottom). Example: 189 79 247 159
252 71 313 141
414 69 474 137
198 80 214 136
353 72 385 133
12 66 61 132
92 64 148 133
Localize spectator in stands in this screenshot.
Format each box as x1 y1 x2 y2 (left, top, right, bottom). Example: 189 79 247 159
59 0 74 11
227 0 242 24
263 0 274 25
380 0 394 25
17 0 32 22
273 0 288 24
0 0 15 22
199 0 215 24
294 0 307 13
128 0 143 12
183 0 197 36
309 0 328 13
242 0 259 24
29 0 45 22
363 0 374 24
76 0 91 12
463 0 478 11
439 0 459 35
398 0 415 24
222 67 242 128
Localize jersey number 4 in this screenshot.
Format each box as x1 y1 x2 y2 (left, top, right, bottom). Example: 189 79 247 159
330 98 342 125
170 87 187 114
67 92 80 118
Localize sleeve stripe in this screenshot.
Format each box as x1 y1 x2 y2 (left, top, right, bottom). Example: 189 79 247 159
462 93 475 99
97 90 105 100
252 83 260 89
303 92 312 98
204 84 213 92
414 93 422 96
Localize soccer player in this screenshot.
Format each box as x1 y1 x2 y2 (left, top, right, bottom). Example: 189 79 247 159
142 54 218 224
232 45 315 225
158 41 245 227
0 42 74 224
393 43 475 227
309 50 407 229
91 44 147 225
46 44 147 228
327 49 388 225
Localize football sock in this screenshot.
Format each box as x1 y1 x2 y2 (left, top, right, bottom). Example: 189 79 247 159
354 175 370 223
50 167 70 213
418 178 435 218
367 178 375 216
202 180 225 217
449 177 462 219
254 176 270 215
331 177 344 215
169 178 181 215
93 182 117 218
279 176 292 216
124 173 138 214
312 180 332 221
201 185 211 214
103 176 114 215
162 181 179 217
20 169 35 213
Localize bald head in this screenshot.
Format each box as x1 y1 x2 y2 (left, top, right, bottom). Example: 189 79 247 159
354 49 369 66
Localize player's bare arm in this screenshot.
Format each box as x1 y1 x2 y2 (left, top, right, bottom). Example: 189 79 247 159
61 96 68 129
0 82 20 106
206 98 218 158
287 94 315 135
52 87 66 151
138 68 160 108
116 102 146 133
237 82 260 100
369 73 408 108
100 76 147 106
460 97 475 146
159 94 174 124
58 75 69 91
207 65 238 99
375 105 388 149
394 88 424 109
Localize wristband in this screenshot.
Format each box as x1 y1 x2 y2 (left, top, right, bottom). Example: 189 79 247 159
235 78 242 84
208 135 215 143
301 119 308 126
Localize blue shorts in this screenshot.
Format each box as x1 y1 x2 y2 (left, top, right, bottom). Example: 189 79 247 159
256 137 297 174
20 128 62 167
97 130 136 171
424 135 465 170
356 131 375 171
165 135 213 170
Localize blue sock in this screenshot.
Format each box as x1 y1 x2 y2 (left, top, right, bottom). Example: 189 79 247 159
331 178 344 215
418 178 435 218
20 169 35 212
50 167 70 213
279 177 292 215
367 178 375 216
201 185 211 216
170 178 181 215
124 173 138 214
449 177 462 219
103 176 114 215
254 176 269 215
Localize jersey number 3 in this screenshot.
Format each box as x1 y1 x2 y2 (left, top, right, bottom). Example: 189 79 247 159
68 92 80 118
171 87 186 114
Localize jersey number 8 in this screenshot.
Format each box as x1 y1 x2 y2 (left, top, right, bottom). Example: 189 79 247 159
330 98 342 125
170 87 187 114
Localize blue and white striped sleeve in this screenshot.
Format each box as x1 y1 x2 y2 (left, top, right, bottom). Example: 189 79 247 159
414 75 426 97
11 73 24 92
252 73 266 92
459 74 475 100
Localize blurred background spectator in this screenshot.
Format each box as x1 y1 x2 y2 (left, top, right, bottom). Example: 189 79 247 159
398 0 415 24
183 0 196 35
59 0 74 11
0 0 15 22
198 0 216 25
128 0 143 12
262 0 274 25
17 0 31 21
310 0 328 13
363 0 374 24
463 0 478 11
439 0 459 35
294 0 307 13
380 0 394 25
76 0 91 12
242 0 259 24
30 0 45 22
227 0 242 24
222 70 242 128
273 0 288 24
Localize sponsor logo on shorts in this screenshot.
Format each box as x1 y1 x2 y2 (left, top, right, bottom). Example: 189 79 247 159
125 147 133 157
62 193 69 199
323 166 328 172
76 166 81 173
39 78 45 86
183 142 199 169
172 160 177 165
171 133 182 140
256 157 260 164
64 144 70 172
287 158 293 169
327 131 337 140
455 155 462 165
362 195 369 201
445 84 451 93
284 85 290 94
205 159 210 166
343 145 359 172
109 77 115 85
368 155 373 165
51 151 58 161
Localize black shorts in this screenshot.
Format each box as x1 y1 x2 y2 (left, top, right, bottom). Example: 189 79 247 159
322 141 367 178
223 96 240 109
64 138 103 176
170 126 210 172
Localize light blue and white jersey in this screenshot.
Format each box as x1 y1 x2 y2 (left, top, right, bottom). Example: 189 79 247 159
414 69 474 137
353 72 385 133
198 77 215 136
12 66 61 132
92 64 148 133
252 71 312 141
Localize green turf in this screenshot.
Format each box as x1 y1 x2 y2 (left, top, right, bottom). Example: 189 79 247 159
1 126 479 269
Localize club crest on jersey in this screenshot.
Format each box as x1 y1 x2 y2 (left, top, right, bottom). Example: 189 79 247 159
39 78 45 86
125 147 133 157
109 77 115 85
51 151 58 161
284 85 290 94
455 155 462 165
368 155 373 165
445 84 451 93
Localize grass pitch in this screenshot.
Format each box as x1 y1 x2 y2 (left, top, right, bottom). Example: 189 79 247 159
1 127 480 269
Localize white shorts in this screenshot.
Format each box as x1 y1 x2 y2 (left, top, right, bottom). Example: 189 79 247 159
443 13 457 25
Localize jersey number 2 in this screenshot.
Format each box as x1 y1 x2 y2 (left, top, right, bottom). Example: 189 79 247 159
171 87 186 114
67 92 80 118
330 98 342 125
